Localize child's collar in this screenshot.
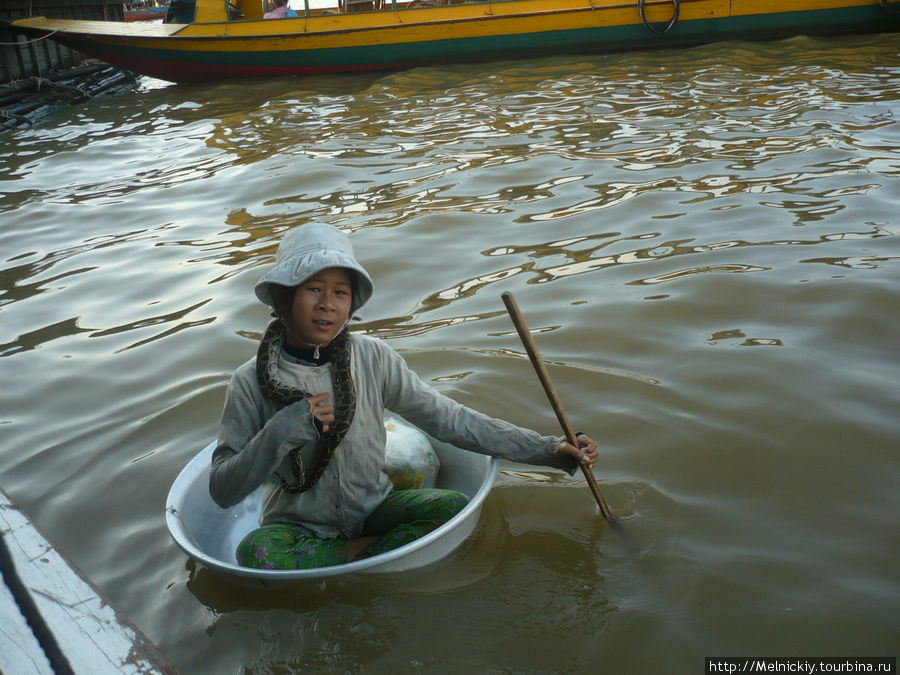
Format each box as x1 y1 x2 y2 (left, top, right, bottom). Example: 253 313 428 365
282 341 332 366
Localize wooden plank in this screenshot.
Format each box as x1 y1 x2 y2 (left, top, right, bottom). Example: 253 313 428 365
0 488 176 675
13 17 184 37
0 579 52 673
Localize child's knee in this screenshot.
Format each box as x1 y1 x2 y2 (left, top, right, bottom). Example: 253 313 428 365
425 489 469 519
445 489 469 513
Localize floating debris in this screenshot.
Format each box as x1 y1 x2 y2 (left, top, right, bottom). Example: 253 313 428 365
0 60 137 133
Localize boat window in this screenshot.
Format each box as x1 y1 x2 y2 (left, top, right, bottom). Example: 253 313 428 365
163 0 196 22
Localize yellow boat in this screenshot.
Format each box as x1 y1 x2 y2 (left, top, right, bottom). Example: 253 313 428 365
10 0 900 83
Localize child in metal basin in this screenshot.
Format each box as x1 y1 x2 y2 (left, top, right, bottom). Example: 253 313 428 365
209 223 599 569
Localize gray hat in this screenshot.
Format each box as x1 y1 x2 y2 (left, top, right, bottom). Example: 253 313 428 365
254 223 374 314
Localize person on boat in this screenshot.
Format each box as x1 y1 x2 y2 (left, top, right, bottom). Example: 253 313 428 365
263 0 292 18
209 223 600 570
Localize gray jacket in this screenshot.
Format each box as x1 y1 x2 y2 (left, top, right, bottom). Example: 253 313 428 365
210 332 576 539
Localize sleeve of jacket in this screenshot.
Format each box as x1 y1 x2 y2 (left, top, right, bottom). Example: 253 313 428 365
208 360 319 508
371 338 578 474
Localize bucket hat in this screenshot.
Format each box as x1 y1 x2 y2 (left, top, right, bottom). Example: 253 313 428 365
254 223 374 314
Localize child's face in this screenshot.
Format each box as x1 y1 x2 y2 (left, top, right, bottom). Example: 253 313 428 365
286 267 353 348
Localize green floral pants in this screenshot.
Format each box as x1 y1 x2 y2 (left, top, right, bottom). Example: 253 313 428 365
236 488 469 570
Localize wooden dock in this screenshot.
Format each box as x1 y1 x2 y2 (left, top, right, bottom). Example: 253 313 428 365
1 487 176 674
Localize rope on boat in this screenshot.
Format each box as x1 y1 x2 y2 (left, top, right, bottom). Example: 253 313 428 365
877 0 900 15
0 30 59 46
638 0 680 35
0 531 75 675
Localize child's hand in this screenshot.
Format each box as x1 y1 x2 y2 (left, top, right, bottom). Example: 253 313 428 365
556 433 599 469
307 392 335 433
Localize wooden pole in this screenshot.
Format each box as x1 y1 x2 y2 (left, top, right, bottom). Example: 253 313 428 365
501 291 624 536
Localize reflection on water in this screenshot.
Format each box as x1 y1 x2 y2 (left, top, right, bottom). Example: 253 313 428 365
1 33 899 672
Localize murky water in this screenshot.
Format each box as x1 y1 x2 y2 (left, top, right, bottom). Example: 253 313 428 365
1 32 898 672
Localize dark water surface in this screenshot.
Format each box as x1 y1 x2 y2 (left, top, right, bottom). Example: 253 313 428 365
1 33 898 672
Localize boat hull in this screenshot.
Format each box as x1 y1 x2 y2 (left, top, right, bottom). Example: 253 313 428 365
11 0 900 82
165 427 499 580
